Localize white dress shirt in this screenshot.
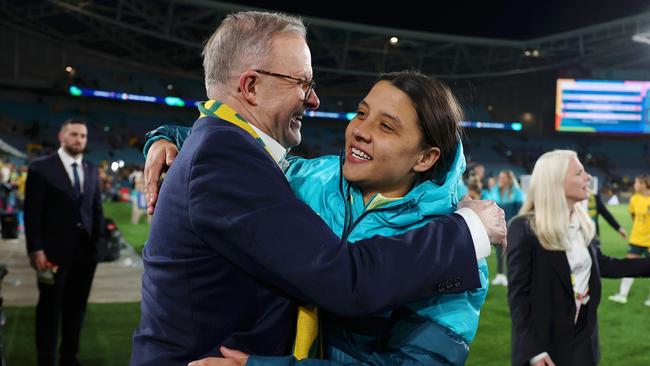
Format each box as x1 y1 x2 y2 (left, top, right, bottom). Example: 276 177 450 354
57 147 84 193
249 124 289 171
250 126 491 261
566 214 592 309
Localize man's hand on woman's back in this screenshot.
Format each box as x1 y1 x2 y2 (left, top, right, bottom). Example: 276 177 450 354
144 139 178 214
458 197 507 248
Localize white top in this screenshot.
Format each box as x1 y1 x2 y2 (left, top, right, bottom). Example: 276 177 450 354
565 214 592 304
250 124 289 171
0 166 10 183
57 147 84 193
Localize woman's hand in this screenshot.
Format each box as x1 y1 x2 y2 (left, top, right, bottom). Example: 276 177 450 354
532 355 555 366
188 347 250 366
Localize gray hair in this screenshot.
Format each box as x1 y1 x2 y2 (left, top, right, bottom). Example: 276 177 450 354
202 11 307 98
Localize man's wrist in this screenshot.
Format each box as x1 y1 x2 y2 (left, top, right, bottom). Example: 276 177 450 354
455 208 491 260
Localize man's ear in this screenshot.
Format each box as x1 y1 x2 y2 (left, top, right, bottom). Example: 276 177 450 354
413 147 441 173
239 71 260 106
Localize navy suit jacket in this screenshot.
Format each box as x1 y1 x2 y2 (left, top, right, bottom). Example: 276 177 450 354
24 153 105 264
130 116 481 366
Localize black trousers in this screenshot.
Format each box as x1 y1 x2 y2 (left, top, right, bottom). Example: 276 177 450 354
496 245 506 274
36 258 97 366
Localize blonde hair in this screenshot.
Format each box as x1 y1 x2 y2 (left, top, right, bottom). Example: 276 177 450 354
467 176 483 200
519 150 595 250
202 11 306 98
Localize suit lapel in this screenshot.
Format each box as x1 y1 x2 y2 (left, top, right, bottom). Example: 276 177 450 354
547 249 574 296
587 242 600 290
81 160 92 205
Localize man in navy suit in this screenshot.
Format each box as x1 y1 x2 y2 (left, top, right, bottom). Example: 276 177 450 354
130 11 506 366
24 119 106 366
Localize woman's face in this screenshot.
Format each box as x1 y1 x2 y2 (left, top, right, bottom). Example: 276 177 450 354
342 81 439 197
564 156 591 205
633 178 647 193
498 172 509 188
487 177 496 189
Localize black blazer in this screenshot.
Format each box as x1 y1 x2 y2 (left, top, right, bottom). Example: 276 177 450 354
507 215 650 366
24 153 106 264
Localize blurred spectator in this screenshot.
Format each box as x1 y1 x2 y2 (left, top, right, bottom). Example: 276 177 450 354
608 175 650 306
587 191 627 239
128 167 150 225
467 176 483 200
490 170 525 287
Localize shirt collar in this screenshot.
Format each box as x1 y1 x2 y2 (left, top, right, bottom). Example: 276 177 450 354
57 147 83 167
566 212 584 248
248 124 288 165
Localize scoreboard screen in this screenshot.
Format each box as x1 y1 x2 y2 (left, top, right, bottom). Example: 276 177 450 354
555 79 650 134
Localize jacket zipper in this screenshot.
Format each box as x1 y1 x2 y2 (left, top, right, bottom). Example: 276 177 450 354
336 150 417 242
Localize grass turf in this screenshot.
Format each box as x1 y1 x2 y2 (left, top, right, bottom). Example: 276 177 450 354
3 204 649 365
102 201 151 255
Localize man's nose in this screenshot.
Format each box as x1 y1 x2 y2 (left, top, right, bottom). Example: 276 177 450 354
304 89 320 110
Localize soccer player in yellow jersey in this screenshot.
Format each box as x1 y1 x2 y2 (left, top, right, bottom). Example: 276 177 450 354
609 175 650 305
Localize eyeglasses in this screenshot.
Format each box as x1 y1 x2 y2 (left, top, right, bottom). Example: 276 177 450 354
254 69 316 101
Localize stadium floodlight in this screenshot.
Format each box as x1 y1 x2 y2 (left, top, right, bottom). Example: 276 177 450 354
632 31 650 45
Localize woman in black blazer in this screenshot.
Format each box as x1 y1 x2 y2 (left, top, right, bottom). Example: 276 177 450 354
507 150 650 366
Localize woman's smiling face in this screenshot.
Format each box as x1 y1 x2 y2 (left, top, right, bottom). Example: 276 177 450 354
343 80 437 198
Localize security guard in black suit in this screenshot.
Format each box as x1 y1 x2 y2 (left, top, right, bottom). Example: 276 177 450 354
24 119 106 366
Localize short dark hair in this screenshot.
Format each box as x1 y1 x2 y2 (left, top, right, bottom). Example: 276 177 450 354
377 70 463 182
60 118 86 132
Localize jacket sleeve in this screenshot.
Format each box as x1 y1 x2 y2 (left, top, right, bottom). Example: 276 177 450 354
284 155 316 185
595 194 621 231
189 129 481 317
596 240 650 278
24 163 46 253
142 124 192 157
333 313 470 366
284 155 339 201
91 166 107 242
506 216 545 366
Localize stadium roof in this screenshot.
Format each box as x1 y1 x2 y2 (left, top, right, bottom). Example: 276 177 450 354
2 0 650 94
236 0 650 40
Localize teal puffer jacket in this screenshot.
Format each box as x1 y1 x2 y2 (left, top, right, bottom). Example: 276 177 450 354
284 147 488 338
266 145 489 366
